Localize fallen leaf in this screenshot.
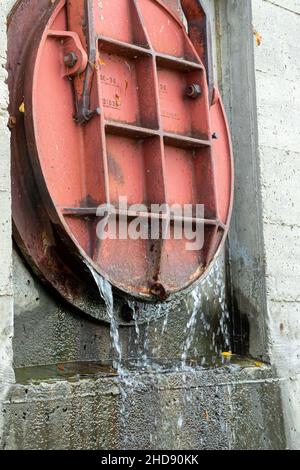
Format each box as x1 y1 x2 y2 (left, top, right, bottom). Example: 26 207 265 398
254 361 264 368
253 30 262 46
221 351 233 357
19 102 25 113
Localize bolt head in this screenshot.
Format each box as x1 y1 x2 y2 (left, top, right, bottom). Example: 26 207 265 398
185 84 202 99
64 51 78 68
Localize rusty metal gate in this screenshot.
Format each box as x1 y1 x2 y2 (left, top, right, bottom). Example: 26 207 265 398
8 0 233 313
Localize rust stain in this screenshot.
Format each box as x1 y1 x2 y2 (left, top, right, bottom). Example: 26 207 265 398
253 30 262 46
8 115 17 129
108 154 124 184
115 93 121 107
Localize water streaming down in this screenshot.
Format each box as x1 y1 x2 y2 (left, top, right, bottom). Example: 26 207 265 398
88 254 230 372
174 257 231 437
88 266 137 449
131 302 140 345
87 253 231 448
128 299 165 370
175 286 203 433
181 288 202 370
215 263 231 351
89 267 123 372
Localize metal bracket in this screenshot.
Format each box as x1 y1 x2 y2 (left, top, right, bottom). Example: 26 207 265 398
65 0 99 125
49 30 88 77
65 0 214 123
180 0 214 103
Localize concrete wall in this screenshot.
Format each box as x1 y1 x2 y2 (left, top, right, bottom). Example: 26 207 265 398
0 0 15 446
216 0 300 449
216 0 270 361
1 363 286 450
251 0 300 449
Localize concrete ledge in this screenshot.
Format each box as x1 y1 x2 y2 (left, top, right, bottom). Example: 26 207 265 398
1 362 286 450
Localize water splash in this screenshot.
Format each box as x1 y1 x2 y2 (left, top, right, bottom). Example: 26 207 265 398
211 257 231 352
88 266 131 449
130 302 140 345
87 253 231 449
181 288 202 370
89 268 123 373
175 256 231 446
142 319 151 369
177 415 183 429
151 307 171 361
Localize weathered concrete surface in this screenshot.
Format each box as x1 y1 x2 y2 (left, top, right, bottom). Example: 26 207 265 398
216 0 300 449
13 248 229 368
1 363 286 450
252 0 300 449
0 0 15 448
215 0 269 361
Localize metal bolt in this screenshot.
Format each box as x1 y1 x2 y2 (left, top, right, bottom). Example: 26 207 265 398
185 83 202 99
64 51 78 68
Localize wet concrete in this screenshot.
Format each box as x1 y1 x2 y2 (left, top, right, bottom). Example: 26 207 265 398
1 361 285 450
13 248 230 368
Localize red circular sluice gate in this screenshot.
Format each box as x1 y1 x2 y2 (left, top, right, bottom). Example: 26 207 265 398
8 0 233 313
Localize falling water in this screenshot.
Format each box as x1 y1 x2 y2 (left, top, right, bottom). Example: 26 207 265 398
173 287 203 434
88 266 132 449
87 252 231 449
181 288 202 370
89 268 123 372
128 299 143 365
150 308 171 361
130 302 140 345
174 257 231 440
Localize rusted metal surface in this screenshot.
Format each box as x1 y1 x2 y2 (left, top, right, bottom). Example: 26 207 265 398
181 0 214 101
8 0 233 310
